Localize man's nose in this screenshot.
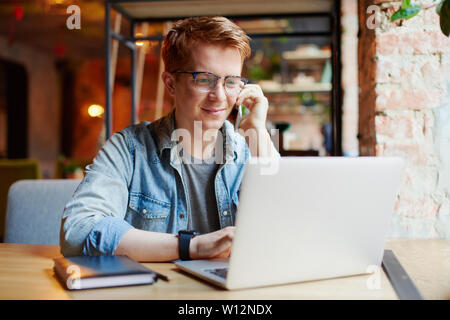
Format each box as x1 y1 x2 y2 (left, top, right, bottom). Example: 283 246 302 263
209 80 227 100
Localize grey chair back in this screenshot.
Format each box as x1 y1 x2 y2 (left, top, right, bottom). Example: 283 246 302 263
4 179 81 244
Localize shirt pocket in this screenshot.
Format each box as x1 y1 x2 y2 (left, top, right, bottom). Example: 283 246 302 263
126 192 171 233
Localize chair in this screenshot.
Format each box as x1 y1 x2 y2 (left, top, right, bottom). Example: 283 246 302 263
4 179 81 245
0 159 40 242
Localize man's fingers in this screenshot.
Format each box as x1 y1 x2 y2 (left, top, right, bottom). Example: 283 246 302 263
236 84 264 107
194 227 235 259
214 247 231 259
212 237 233 258
210 227 234 257
221 226 235 240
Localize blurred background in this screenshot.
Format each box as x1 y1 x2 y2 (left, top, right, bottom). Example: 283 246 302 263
0 0 354 179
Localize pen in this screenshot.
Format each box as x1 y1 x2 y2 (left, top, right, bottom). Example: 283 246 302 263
154 270 170 281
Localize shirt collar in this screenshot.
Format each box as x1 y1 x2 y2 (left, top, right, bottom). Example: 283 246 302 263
153 109 239 163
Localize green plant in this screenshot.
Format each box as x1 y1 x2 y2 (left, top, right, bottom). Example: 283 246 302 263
58 155 80 174
247 64 271 81
391 0 450 36
390 0 421 21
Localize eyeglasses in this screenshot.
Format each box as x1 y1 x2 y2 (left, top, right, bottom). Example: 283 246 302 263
172 71 248 96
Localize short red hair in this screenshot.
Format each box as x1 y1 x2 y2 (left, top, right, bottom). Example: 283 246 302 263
162 16 251 72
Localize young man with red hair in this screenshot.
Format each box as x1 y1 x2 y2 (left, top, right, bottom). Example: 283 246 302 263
60 16 277 262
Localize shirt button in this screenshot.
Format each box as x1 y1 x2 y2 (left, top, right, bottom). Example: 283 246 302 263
179 213 185 219
223 211 228 216
142 209 147 214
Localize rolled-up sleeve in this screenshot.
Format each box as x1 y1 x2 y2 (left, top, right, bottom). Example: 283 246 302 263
60 129 135 257
82 216 133 256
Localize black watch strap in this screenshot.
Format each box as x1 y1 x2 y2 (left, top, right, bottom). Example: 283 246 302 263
178 230 197 260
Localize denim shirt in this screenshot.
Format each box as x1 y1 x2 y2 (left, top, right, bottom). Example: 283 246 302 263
60 111 251 257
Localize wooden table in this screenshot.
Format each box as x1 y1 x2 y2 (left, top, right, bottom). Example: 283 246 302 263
0 239 448 300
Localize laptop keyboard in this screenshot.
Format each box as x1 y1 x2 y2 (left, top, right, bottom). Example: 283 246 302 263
205 267 228 279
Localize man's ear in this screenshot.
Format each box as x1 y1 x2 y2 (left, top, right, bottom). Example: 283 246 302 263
162 71 176 96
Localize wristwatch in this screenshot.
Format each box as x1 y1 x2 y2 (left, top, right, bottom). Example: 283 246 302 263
178 230 199 260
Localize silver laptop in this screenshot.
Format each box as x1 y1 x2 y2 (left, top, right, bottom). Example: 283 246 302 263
175 157 404 290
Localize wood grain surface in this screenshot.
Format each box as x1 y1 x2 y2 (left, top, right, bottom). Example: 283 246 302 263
0 239 448 300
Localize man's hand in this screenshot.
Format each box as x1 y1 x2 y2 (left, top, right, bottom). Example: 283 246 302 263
189 226 235 259
234 84 277 157
235 84 269 132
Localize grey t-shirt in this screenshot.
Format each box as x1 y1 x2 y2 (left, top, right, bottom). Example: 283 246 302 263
180 153 221 234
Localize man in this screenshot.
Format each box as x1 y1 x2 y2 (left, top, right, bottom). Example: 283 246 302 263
60 16 277 262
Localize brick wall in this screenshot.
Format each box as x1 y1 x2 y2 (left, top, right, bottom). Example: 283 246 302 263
358 0 450 237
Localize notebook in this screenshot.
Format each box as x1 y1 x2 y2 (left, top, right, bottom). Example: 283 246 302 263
53 255 157 290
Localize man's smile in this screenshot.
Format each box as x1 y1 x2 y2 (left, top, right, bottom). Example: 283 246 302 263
200 107 227 115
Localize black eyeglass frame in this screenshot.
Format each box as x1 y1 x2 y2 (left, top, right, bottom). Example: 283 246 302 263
171 71 249 92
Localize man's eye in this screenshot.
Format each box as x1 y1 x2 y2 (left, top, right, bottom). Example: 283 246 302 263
197 78 210 84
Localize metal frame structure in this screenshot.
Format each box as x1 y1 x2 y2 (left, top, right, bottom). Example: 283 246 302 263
104 0 342 156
